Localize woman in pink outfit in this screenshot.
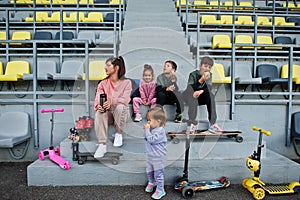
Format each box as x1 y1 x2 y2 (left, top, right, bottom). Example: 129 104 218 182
133 64 157 122
93 56 132 158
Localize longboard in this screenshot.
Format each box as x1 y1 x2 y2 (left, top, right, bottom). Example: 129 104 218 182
76 151 123 165
168 130 243 143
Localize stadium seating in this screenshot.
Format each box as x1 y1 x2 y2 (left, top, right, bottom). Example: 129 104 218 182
43 12 67 22
281 64 300 84
274 36 293 50
0 61 30 81
82 60 107 80
274 17 295 26
235 15 254 26
83 12 104 22
257 16 272 26
235 35 254 49
0 111 31 159
201 15 220 24
256 64 288 99
220 15 233 24
212 34 232 49
211 63 231 84
77 31 96 47
53 60 83 81
64 12 85 22
193 0 206 9
0 31 6 46
25 12 48 22
10 31 31 46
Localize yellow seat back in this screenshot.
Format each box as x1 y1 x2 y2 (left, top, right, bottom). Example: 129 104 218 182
84 12 104 22
220 15 233 24
212 34 232 49
83 60 107 80
211 63 231 84
10 31 31 46
5 61 30 75
281 64 300 79
235 35 253 49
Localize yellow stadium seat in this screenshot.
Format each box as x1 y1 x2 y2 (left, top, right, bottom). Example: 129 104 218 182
25 12 48 22
63 0 77 4
257 35 280 50
211 63 231 84
82 60 108 80
201 15 220 24
235 35 254 49
193 0 206 9
282 2 296 8
0 32 7 46
257 16 272 26
0 61 30 81
176 0 191 8
0 62 3 75
44 12 67 22
10 31 31 46
79 0 94 4
274 17 295 26
235 16 254 25
83 12 104 22
239 1 253 10
223 1 237 9
220 15 233 24
52 0 63 4
209 1 220 9
212 34 232 49
110 0 123 4
64 12 85 22
281 64 300 84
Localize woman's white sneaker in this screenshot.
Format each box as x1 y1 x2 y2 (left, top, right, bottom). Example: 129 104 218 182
94 144 107 158
113 133 123 147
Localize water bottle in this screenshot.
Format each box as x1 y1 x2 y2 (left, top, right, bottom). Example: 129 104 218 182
100 93 107 112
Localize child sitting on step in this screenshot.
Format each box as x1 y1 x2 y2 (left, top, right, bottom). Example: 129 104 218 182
132 64 157 122
143 106 167 200
156 60 184 123
183 56 224 134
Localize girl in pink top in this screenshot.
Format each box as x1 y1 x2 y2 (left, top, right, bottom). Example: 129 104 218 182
94 56 132 158
133 64 156 122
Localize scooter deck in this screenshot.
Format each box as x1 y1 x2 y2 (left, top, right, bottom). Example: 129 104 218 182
168 130 243 143
262 184 295 194
76 151 123 165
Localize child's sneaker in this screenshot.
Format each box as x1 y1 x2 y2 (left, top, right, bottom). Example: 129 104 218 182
151 190 166 200
174 113 182 123
134 113 142 122
208 123 224 134
145 182 156 193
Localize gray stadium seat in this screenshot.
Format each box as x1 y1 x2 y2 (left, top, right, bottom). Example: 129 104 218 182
53 60 83 80
235 64 262 99
77 31 96 47
0 111 31 159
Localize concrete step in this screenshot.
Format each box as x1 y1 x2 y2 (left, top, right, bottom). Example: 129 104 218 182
126 0 177 13
27 149 300 186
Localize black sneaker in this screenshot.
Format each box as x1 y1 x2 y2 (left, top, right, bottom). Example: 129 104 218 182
174 113 182 123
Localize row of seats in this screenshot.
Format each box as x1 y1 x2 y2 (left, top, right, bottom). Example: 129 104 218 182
10 0 123 5
0 60 107 82
0 30 104 47
200 15 298 26
176 0 300 9
24 11 118 23
212 34 297 50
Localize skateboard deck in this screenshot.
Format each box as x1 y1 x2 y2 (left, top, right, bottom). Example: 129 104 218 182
168 130 243 143
76 151 123 165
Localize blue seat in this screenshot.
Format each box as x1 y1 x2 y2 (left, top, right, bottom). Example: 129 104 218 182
256 64 288 99
54 31 75 47
291 112 300 156
33 31 53 48
0 112 31 159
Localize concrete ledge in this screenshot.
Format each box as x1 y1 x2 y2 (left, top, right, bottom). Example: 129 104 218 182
27 149 300 186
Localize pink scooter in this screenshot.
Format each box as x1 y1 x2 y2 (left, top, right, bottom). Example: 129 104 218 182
38 108 71 170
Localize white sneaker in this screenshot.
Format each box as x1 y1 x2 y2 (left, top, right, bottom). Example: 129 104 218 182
113 133 123 147
94 144 107 158
134 113 142 122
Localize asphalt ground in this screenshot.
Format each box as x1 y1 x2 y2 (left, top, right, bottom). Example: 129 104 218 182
0 162 300 200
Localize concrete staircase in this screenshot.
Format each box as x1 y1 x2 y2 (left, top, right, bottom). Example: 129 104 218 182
27 0 300 186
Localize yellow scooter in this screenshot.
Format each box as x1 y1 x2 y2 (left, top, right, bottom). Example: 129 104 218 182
242 126 300 200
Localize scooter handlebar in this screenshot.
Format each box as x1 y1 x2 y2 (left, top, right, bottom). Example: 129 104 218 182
41 108 64 113
252 126 271 136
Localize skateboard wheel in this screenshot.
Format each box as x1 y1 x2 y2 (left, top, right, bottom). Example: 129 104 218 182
38 151 45 160
78 159 85 165
112 158 119 165
182 186 195 199
253 187 265 200
235 136 243 143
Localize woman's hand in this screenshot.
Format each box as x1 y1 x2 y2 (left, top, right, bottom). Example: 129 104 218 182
98 99 112 112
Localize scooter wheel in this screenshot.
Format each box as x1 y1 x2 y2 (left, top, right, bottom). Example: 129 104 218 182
253 187 265 200
182 186 195 199
235 136 243 143
78 159 85 165
38 151 45 160
112 158 119 165
64 162 71 170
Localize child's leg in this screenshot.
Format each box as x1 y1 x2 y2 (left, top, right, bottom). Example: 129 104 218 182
146 159 155 183
132 97 143 114
153 159 165 192
150 98 157 108
156 91 167 106
202 92 217 125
